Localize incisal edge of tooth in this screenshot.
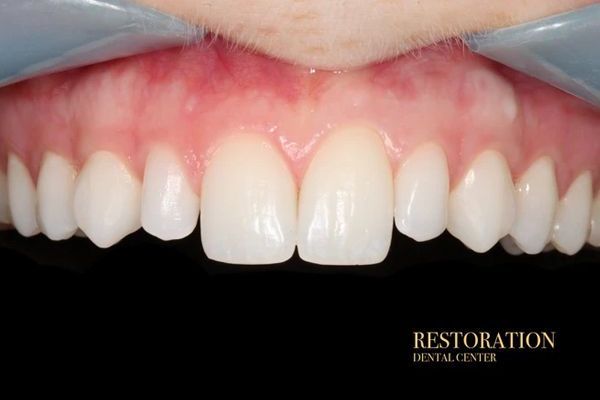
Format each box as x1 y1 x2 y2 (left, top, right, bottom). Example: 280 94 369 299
142 146 200 240
7 154 40 236
201 134 297 264
74 151 142 248
590 192 600 247
394 142 448 242
37 152 78 240
447 150 515 253
0 169 10 224
510 157 558 254
297 126 393 265
551 171 593 255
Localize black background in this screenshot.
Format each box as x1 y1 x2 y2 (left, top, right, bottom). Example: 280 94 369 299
1 227 597 379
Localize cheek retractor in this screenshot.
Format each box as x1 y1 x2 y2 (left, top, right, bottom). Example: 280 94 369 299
0 0 203 88
465 4 600 109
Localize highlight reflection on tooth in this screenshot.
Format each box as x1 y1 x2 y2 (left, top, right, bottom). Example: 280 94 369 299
447 150 515 253
0 170 10 224
590 192 600 247
74 151 142 248
37 152 78 240
141 146 200 241
394 142 448 242
7 154 39 237
201 134 297 264
552 171 593 255
297 126 393 265
510 157 558 254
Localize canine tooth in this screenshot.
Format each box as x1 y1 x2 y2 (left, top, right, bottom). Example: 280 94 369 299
37 152 77 240
500 235 523 255
394 142 448 241
297 126 393 265
74 151 141 248
590 192 600 247
447 150 515 253
0 170 9 224
552 172 592 255
141 146 200 240
201 134 297 264
510 157 558 254
7 154 39 236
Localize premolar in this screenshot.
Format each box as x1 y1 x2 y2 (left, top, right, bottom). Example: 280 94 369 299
510 157 558 254
297 126 393 265
590 192 600 247
7 154 39 237
552 171 593 255
0 170 9 224
200 134 297 264
37 152 78 240
73 151 142 248
447 150 516 253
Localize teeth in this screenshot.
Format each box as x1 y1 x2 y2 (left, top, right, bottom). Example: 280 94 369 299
297 126 393 265
0 170 9 224
7 154 39 236
73 151 142 248
141 146 200 240
500 235 523 256
394 142 448 242
447 150 515 253
200 134 297 264
590 192 600 247
37 152 78 240
551 171 593 255
510 157 558 254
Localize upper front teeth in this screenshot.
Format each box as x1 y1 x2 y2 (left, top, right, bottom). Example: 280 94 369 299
297 126 394 265
0 129 598 263
200 134 297 264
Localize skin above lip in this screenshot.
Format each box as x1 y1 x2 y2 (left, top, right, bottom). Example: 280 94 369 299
134 0 597 69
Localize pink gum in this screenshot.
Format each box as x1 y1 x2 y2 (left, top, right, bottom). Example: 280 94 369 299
0 39 599 195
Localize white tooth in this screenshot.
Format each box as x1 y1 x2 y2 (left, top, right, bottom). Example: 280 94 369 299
447 150 515 253
510 157 558 254
551 171 592 255
7 154 39 236
37 152 78 240
201 134 297 264
0 170 10 224
500 235 523 256
141 146 200 240
590 192 600 247
74 151 141 248
394 142 448 242
297 126 393 265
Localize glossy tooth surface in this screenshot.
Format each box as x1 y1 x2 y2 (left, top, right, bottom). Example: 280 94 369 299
551 172 593 255
500 235 523 256
590 192 600 247
510 157 558 254
37 152 78 240
297 126 393 265
394 142 448 242
74 151 142 248
0 170 9 224
201 134 297 264
142 146 200 240
7 154 39 236
447 150 516 253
